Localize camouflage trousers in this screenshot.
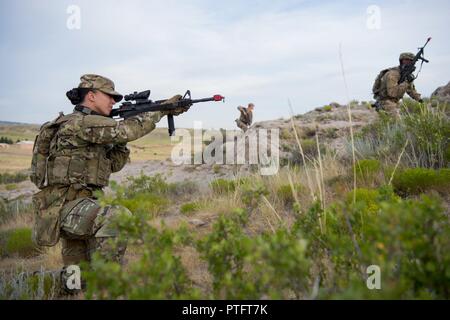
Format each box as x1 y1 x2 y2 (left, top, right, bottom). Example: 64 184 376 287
59 198 132 266
235 119 249 132
377 99 400 118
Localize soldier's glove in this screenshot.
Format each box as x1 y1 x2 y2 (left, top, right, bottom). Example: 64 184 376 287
405 73 415 83
161 95 192 116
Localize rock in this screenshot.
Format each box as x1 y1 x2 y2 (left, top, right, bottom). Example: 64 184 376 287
189 219 207 227
431 81 450 104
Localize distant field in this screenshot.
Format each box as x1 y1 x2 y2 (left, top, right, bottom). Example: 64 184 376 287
0 124 40 142
0 123 187 173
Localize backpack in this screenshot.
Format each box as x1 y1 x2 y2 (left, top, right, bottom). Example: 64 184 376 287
30 112 67 189
372 67 396 99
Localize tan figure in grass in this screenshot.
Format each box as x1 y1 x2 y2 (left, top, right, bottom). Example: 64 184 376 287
235 103 254 132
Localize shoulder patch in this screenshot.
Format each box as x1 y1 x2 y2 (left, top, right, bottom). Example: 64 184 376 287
82 115 118 128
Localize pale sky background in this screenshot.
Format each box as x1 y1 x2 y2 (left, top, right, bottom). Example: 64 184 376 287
0 0 449 129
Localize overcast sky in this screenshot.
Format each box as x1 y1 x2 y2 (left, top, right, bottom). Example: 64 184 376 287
0 0 449 129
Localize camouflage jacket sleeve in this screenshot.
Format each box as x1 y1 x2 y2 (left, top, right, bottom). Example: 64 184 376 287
77 111 164 144
107 143 130 172
385 70 409 99
406 82 421 101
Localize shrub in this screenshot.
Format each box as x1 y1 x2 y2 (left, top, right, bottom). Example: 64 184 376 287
210 178 236 194
0 172 28 184
125 173 170 195
180 202 199 215
280 128 293 140
210 178 249 194
349 103 449 169
276 184 303 206
84 212 199 299
354 159 382 185
241 182 269 208
197 208 310 299
392 168 450 196
323 105 332 112
0 136 14 144
0 228 40 258
295 188 450 299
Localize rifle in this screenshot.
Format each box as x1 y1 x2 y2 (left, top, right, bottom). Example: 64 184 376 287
398 37 431 84
110 90 225 136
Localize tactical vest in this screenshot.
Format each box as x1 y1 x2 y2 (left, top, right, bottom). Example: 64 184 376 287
31 109 113 189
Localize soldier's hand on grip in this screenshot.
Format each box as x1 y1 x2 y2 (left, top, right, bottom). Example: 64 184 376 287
161 94 192 116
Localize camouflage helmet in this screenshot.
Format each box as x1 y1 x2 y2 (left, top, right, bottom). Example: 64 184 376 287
399 52 415 61
78 74 123 102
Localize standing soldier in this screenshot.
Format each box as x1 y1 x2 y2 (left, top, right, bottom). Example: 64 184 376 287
235 103 254 132
372 52 423 117
30 74 189 280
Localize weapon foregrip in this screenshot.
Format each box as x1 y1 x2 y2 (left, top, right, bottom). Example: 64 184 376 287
167 114 175 136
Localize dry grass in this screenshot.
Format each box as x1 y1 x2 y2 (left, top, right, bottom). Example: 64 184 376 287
0 210 34 233
0 145 33 174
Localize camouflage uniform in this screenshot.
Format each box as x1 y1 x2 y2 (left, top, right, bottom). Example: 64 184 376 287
235 106 253 132
31 74 172 267
374 53 422 117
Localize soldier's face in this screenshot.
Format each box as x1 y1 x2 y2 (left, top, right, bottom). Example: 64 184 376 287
87 91 116 116
401 59 413 66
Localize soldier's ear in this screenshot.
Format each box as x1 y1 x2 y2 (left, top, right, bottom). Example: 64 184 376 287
85 90 97 102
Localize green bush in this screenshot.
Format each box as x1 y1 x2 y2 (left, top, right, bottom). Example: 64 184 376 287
392 168 450 196
349 103 449 169
210 178 249 194
276 184 303 206
180 202 199 215
280 128 293 140
354 159 382 185
0 136 14 144
295 188 450 299
323 105 332 112
84 212 199 299
0 228 40 258
241 182 269 208
0 172 28 184
125 173 170 195
197 209 310 299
